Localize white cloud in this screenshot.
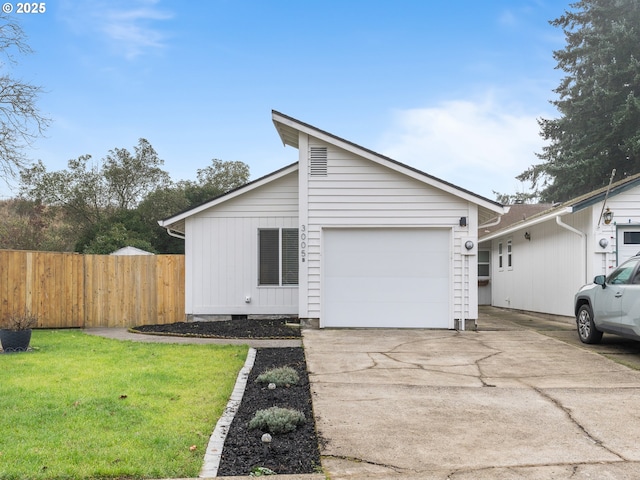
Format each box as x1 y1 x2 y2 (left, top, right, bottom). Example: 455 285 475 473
378 95 547 199
61 0 173 59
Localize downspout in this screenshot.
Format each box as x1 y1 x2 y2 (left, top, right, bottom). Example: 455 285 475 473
479 215 503 230
165 228 185 240
555 215 587 284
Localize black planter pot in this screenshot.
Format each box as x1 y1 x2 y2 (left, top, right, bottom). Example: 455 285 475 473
0 329 32 352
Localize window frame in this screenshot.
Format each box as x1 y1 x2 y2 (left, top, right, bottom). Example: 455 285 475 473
258 228 299 287
478 250 490 278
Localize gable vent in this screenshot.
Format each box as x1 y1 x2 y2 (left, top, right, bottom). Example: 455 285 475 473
309 147 328 177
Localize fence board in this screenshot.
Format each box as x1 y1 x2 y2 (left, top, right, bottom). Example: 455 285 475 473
0 250 184 328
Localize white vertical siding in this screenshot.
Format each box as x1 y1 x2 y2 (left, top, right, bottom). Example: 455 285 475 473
490 209 591 317
303 138 475 324
185 171 299 315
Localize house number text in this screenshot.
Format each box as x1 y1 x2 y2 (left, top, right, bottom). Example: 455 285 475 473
300 225 306 262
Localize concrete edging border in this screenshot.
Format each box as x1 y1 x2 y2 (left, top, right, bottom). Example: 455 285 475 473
200 347 257 478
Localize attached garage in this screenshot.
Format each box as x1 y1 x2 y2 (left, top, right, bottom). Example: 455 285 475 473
323 228 450 328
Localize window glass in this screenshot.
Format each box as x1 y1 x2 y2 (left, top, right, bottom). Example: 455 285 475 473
498 243 503 269
259 229 279 285
281 229 299 285
507 240 512 268
608 258 640 285
478 250 490 277
259 228 299 286
624 232 640 245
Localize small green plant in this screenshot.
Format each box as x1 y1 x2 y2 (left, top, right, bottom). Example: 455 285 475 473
249 406 306 434
256 366 299 386
250 466 277 476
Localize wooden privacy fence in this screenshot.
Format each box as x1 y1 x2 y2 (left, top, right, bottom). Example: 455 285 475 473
0 250 185 328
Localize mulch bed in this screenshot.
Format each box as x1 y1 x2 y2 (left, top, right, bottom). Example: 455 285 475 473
133 319 320 477
131 317 302 339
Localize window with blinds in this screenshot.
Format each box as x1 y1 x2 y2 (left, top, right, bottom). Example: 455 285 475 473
282 228 299 285
259 229 279 285
258 228 299 286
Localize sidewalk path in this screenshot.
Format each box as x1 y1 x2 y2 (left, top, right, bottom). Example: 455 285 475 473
83 327 302 348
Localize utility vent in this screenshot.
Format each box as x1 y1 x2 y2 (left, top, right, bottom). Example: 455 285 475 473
309 146 328 177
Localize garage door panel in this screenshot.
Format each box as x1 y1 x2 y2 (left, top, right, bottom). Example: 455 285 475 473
323 228 450 328
326 277 447 303
325 301 446 328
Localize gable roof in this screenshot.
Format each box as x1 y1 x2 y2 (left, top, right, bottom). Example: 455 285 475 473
480 172 640 241
272 110 504 224
160 111 506 234
159 162 298 234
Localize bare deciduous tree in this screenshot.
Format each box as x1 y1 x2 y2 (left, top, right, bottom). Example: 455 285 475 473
0 14 49 180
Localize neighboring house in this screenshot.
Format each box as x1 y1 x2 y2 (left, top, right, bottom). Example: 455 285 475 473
110 246 154 256
479 173 640 318
477 203 552 305
159 111 504 329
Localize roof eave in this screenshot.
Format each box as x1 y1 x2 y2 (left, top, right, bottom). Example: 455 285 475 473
479 207 574 242
272 110 504 214
158 162 300 232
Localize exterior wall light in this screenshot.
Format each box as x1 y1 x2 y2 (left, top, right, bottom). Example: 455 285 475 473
603 207 614 225
524 232 531 241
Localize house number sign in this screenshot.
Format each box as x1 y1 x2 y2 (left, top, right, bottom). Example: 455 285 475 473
300 225 306 262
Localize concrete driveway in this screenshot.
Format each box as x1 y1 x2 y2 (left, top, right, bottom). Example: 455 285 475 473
303 307 640 479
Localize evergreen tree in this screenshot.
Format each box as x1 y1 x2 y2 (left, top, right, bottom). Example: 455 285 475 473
519 0 640 202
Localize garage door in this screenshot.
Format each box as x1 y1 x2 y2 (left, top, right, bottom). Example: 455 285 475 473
323 228 450 328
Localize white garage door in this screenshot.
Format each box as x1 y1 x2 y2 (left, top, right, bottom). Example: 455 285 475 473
323 228 450 328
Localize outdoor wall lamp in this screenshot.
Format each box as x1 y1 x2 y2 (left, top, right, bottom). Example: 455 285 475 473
524 232 531 241
603 207 614 225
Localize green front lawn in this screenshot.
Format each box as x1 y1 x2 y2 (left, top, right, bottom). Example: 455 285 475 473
0 330 248 480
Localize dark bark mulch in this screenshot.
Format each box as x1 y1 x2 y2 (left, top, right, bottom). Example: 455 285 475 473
133 320 320 477
131 317 301 339
217 347 321 476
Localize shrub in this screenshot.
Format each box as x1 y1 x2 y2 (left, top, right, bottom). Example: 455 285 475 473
1 309 37 331
255 366 299 387
248 407 305 434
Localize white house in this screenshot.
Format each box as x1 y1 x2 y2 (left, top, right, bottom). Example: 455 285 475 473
159 111 504 329
479 173 640 318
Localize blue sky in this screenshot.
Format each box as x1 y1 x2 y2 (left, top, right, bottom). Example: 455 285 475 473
2 0 570 201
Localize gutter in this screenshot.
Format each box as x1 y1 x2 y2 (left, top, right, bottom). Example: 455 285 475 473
555 215 587 284
480 207 573 242
165 228 185 240
479 215 503 229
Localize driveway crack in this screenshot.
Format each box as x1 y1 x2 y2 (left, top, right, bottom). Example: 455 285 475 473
532 387 627 461
322 454 406 474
